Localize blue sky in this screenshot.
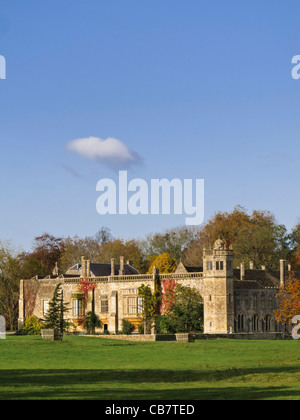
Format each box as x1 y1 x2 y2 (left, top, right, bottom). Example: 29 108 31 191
1 1 300 251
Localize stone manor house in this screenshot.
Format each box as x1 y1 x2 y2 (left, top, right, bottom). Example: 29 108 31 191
18 239 297 335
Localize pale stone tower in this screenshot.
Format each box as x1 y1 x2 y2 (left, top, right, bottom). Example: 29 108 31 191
203 239 234 334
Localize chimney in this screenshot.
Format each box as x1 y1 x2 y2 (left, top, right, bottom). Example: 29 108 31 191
152 266 159 280
249 261 254 270
52 262 59 276
280 260 286 287
87 260 91 278
111 258 115 277
81 256 87 278
119 256 124 275
240 262 245 281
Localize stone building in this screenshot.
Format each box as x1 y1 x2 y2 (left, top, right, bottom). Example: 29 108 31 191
18 239 297 334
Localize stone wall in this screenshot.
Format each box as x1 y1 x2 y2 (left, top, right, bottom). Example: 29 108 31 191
83 334 177 342
194 332 292 340
81 332 291 341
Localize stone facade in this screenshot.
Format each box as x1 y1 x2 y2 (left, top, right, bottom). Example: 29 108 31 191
18 240 297 334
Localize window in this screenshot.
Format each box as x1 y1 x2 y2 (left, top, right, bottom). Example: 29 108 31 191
137 297 143 314
206 261 213 270
124 296 144 315
238 314 245 331
265 315 271 331
253 315 259 331
72 299 84 317
101 299 109 313
216 261 224 270
123 288 137 295
43 300 49 316
128 297 137 314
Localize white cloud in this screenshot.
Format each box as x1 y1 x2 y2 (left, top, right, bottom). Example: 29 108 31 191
66 136 142 170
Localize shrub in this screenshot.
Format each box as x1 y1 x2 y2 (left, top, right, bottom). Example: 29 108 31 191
121 319 135 335
138 322 144 334
155 314 177 334
84 312 102 334
22 315 43 335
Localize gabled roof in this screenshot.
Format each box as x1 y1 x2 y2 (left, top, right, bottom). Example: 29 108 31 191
184 266 203 273
65 262 140 277
174 261 203 274
233 268 300 290
90 263 140 277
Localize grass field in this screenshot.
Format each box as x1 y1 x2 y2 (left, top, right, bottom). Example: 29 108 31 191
0 335 299 400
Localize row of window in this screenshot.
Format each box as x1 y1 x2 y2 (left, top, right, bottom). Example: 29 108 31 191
43 296 144 317
236 314 273 332
206 260 232 271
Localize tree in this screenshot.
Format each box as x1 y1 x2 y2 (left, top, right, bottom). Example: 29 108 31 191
0 243 22 330
290 223 300 270
233 225 279 269
156 284 204 333
84 311 102 334
170 284 203 332
147 253 177 274
59 235 101 273
138 283 161 334
274 272 300 328
93 227 113 245
42 283 69 340
182 206 293 269
21 233 64 276
139 226 196 263
99 239 147 273
138 285 157 319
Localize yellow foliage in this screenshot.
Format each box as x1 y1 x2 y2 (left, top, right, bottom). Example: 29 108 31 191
147 253 176 274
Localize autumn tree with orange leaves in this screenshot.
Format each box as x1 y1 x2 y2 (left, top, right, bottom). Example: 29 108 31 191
274 272 300 327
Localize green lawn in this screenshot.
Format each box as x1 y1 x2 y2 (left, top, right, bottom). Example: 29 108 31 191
0 335 299 400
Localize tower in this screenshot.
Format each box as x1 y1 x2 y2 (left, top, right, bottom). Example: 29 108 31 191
203 239 234 334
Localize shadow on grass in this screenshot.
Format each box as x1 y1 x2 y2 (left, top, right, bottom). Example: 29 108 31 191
0 366 299 400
